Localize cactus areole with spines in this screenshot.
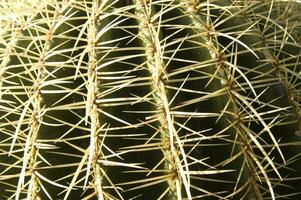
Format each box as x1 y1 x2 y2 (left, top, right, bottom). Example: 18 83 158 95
0 0 301 199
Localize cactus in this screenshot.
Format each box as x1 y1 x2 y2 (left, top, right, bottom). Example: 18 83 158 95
0 0 301 199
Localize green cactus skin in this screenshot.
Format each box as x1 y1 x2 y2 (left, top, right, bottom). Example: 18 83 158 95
0 0 301 199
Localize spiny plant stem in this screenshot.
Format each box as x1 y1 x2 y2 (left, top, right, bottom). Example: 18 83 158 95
85 1 104 199
12 3 79 198
1 1 301 199
240 0 301 134
180 0 264 198
14 5 66 199
135 0 190 199
212 1 300 198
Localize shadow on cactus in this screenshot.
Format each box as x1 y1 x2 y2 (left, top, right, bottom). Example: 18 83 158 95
0 0 301 199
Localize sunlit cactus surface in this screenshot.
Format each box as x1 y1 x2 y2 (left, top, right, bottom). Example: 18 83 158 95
0 0 301 199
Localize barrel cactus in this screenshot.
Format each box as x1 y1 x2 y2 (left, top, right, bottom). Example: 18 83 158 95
0 0 301 199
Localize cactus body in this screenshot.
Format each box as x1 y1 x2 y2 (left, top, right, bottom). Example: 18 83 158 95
0 0 301 199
